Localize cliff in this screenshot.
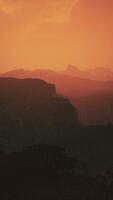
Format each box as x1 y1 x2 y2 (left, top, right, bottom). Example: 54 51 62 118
0 78 78 152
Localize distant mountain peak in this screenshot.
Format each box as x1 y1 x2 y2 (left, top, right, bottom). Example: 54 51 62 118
2 68 30 78
5 68 25 74
67 65 79 72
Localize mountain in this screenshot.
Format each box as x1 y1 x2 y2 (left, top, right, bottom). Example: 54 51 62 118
2 66 113 81
65 65 113 81
0 78 113 177
0 78 78 152
1 68 113 124
0 68 31 78
1 67 113 95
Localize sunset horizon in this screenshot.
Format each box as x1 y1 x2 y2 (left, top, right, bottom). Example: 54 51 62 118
1 64 113 75
1 0 113 72
1 1 113 198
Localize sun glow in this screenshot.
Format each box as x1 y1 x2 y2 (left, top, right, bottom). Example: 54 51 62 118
0 0 113 72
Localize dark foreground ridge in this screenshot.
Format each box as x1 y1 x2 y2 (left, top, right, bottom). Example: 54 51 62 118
0 78 113 199
0 78 78 152
0 144 111 200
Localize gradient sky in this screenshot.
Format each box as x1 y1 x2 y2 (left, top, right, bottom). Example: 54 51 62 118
0 0 113 71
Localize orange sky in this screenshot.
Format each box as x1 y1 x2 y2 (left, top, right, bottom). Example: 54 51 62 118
0 0 113 72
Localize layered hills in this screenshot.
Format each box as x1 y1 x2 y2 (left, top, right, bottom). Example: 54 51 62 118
1 67 113 125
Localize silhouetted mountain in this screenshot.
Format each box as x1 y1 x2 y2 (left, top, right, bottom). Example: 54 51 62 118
0 78 113 200
2 66 113 81
71 92 113 125
0 78 113 176
0 78 78 152
1 68 113 124
65 65 113 81
1 68 29 78
1 68 113 95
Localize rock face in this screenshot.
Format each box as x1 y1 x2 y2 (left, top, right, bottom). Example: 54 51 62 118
0 78 78 152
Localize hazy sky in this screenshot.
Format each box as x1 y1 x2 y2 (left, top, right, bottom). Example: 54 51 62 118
0 0 113 71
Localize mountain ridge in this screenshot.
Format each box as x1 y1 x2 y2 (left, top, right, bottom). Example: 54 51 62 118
1 65 113 81
1 67 113 125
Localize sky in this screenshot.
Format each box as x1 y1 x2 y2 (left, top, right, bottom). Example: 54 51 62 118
0 0 113 72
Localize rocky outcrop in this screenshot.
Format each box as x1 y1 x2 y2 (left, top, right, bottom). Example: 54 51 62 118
0 78 78 152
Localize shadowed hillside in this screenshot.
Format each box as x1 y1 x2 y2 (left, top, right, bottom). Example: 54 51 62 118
0 78 113 175
0 78 113 199
1 68 113 124
0 78 78 152
0 144 108 200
